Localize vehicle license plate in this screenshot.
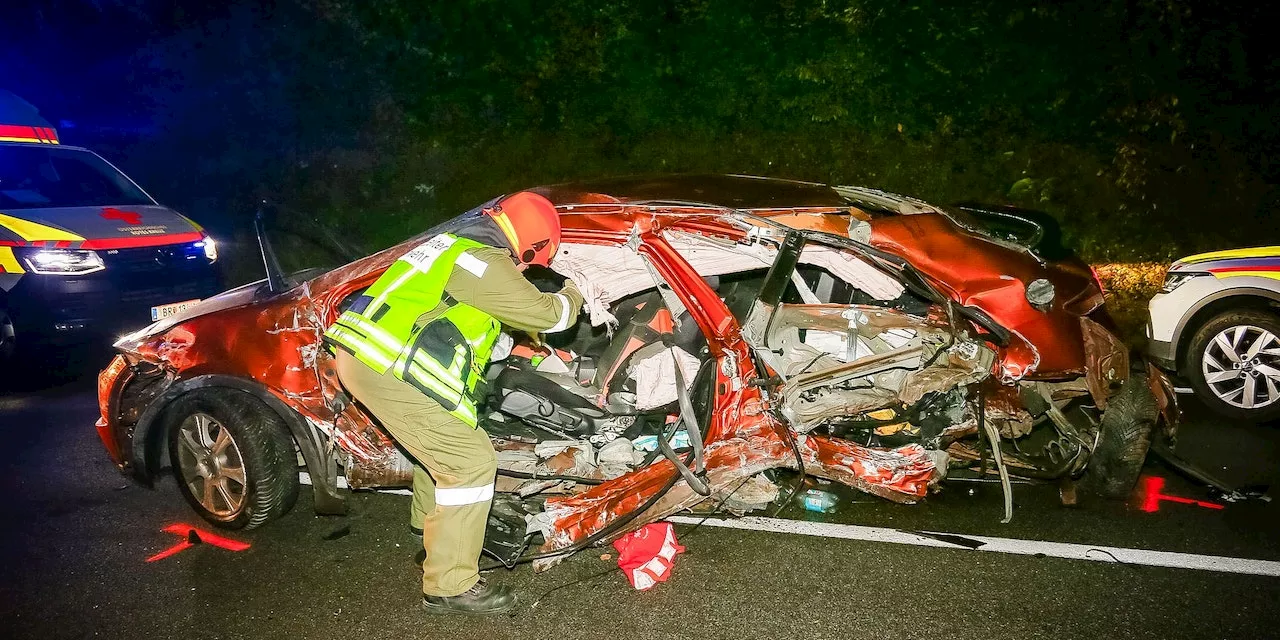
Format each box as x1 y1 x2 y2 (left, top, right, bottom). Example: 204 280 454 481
150 299 202 321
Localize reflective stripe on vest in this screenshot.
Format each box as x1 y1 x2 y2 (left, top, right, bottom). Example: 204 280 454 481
324 233 500 427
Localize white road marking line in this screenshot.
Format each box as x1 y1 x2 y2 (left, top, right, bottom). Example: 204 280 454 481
665 515 1280 577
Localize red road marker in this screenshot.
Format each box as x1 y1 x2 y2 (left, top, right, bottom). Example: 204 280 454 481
145 540 195 563
1138 476 1226 513
146 523 251 562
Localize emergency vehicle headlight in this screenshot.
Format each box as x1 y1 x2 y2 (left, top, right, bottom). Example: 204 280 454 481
21 248 106 275
195 237 217 262
1160 272 1201 294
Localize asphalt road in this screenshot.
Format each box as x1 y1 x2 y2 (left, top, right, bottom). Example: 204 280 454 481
2 358 1279 640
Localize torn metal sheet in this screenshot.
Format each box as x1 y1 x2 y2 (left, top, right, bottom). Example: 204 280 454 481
747 303 996 434
1081 315 1130 409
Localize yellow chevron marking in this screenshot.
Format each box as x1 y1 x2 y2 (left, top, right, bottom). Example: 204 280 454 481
0 212 85 242
179 214 204 232
1212 270 1280 281
0 136 57 144
0 247 24 274
490 210 520 248
1179 246 1280 264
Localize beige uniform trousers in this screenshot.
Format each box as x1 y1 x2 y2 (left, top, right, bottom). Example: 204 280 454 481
335 350 497 597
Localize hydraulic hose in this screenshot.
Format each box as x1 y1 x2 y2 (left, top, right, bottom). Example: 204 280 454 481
751 348 807 519
770 418 808 518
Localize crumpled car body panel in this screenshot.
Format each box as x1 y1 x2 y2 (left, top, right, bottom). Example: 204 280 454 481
867 213 1099 377
97 175 1148 561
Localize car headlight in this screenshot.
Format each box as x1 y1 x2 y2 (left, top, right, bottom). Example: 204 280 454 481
195 237 218 262
1025 278 1056 310
1160 272 1200 293
21 248 106 275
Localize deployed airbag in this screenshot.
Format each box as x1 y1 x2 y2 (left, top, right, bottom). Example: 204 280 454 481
629 346 701 410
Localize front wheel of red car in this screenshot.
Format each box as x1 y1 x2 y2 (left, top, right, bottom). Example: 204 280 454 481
166 389 299 530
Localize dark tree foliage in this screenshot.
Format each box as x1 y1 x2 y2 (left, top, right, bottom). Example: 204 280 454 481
292 0 1279 260
6 0 1278 270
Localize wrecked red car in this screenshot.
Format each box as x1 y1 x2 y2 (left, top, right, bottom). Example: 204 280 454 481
96 175 1175 565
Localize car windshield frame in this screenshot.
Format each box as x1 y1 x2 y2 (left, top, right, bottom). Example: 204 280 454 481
0 144 155 209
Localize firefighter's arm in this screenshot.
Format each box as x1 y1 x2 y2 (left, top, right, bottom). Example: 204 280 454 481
445 247 584 334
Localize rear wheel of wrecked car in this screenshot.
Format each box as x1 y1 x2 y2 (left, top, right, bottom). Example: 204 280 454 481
165 389 299 530
1081 372 1157 498
1187 309 1280 423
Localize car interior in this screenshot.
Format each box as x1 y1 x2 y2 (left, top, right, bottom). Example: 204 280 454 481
483 268 717 445
332 248 936 448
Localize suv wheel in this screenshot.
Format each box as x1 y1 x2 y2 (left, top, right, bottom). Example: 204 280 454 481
1187 309 1280 423
165 389 299 530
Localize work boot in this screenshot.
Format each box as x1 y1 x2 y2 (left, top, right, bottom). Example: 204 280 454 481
422 578 517 615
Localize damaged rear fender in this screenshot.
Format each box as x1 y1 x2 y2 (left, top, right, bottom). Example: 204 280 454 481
128 373 346 515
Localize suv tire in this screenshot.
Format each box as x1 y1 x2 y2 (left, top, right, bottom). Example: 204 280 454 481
1186 309 1280 423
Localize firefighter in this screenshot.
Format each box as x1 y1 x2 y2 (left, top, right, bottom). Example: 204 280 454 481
325 192 582 615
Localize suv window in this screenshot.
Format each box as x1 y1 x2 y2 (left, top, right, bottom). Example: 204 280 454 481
0 145 153 209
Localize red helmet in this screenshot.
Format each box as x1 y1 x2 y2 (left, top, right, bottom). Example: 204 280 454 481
486 191 561 267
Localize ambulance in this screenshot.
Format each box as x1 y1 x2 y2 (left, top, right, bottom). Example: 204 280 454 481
0 91 220 360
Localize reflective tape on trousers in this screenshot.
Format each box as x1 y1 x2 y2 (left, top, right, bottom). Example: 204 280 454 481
435 483 495 506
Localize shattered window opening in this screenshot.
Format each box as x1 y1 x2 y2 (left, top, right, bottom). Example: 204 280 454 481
734 233 996 443
485 243 716 495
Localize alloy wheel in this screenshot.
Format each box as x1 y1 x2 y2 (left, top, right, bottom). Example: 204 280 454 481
175 412 248 517
1201 324 1280 410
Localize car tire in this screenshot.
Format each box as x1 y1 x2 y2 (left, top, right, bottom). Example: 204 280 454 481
1186 309 1280 423
165 389 299 530
1081 373 1157 498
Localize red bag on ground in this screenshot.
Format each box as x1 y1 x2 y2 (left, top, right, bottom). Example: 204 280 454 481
611 522 686 591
